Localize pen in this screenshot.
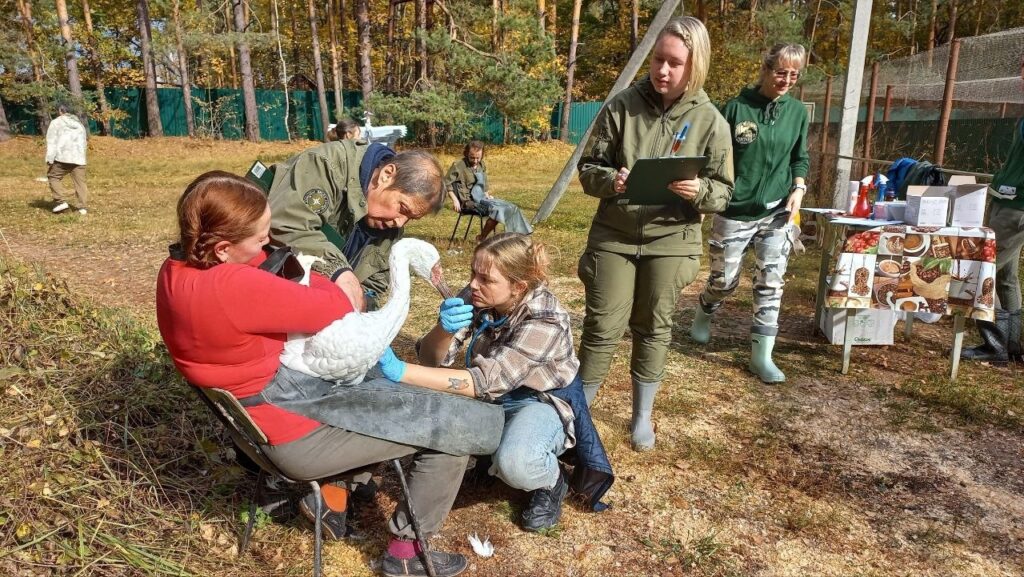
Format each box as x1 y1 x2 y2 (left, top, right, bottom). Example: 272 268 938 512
669 122 691 156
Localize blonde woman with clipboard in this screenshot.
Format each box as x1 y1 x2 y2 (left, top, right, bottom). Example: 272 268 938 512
576 16 734 452
688 43 811 384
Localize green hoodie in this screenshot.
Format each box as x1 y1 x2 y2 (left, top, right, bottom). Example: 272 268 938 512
991 118 1024 211
578 78 734 257
720 86 810 221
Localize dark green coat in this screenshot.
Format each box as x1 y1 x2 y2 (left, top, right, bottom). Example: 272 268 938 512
267 139 401 296
992 119 1024 210
578 78 734 257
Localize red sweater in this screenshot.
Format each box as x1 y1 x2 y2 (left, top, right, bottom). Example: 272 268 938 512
156 251 353 445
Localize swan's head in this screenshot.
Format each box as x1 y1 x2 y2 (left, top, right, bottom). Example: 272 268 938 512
393 238 447 292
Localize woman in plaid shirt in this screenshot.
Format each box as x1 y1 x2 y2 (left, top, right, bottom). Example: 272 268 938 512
378 233 582 532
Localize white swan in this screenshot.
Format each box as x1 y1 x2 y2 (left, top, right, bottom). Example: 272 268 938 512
280 238 449 382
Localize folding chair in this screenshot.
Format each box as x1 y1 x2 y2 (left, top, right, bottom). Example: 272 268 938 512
447 183 486 250
191 385 437 577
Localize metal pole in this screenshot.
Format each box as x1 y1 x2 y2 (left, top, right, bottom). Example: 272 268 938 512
817 76 834 197
883 84 893 122
863 61 879 177
1000 102 1008 119
833 0 874 209
934 39 961 166
533 0 683 224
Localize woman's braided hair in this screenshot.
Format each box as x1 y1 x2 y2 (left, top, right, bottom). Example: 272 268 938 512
177 171 268 269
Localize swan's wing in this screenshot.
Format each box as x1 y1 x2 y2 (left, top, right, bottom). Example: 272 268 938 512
301 313 384 381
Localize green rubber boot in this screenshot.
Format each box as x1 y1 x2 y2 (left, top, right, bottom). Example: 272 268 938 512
630 379 661 451
689 305 713 345
749 333 785 383
582 382 601 407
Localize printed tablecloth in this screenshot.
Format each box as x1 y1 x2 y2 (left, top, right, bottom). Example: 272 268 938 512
824 224 996 321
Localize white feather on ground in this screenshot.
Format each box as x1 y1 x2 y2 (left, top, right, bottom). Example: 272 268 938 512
468 533 494 558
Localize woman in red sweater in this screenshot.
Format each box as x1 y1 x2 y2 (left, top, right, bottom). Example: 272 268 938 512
156 171 469 577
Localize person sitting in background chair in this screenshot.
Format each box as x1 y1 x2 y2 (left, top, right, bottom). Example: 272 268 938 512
445 141 533 241
333 118 362 141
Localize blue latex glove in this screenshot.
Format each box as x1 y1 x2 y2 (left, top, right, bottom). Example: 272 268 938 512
378 347 407 382
439 297 474 334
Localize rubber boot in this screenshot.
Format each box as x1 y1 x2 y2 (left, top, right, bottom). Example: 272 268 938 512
582 383 601 407
689 305 713 345
630 379 660 452
749 333 786 384
961 309 1009 364
1009 310 1023 361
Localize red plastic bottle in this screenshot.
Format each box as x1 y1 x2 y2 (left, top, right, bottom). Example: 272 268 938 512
852 182 872 218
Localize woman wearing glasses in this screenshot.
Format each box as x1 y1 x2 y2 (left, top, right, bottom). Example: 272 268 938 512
688 43 810 384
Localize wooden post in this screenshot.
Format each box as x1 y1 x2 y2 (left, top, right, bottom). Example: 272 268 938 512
799 85 805 102
883 84 894 122
934 39 961 166
833 0 874 208
1000 102 1009 118
863 61 879 177
533 0 683 224
817 76 833 198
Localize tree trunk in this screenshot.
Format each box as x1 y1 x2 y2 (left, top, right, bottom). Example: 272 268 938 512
233 0 260 141
226 3 238 87
631 0 639 53
172 0 195 137
0 97 11 141
973 0 982 36
137 0 163 136
492 0 501 52
947 0 957 43
15 0 50 132
328 0 344 119
289 0 300 74
385 0 396 92
81 0 111 135
910 0 919 54
749 0 759 30
340 0 350 91
356 0 374 101
416 0 427 82
55 0 85 125
271 0 291 140
537 0 545 32
308 0 331 140
560 0 582 143
927 0 938 65
546 0 555 37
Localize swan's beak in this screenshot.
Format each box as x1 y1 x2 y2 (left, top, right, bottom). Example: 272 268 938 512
429 261 454 299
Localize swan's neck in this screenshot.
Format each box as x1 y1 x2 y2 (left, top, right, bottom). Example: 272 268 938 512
374 252 413 345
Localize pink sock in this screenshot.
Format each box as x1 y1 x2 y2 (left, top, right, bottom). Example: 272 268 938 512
387 538 423 559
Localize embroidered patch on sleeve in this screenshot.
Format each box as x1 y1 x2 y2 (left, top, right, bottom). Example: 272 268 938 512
303 188 331 215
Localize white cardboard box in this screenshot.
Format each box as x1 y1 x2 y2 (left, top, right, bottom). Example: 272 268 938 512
820 308 896 346
904 185 950 226
949 184 987 227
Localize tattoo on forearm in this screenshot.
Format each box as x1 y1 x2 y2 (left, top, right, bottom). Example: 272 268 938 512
447 377 469 390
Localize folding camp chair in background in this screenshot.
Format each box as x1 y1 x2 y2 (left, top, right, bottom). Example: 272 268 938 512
447 182 486 250
191 385 438 577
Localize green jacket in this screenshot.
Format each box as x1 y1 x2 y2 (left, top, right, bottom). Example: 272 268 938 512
268 139 401 296
720 87 810 221
992 118 1024 211
445 157 488 203
578 78 734 257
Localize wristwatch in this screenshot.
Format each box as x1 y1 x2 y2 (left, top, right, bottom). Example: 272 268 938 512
791 183 807 193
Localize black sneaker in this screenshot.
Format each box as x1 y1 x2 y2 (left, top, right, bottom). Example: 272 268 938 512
298 491 348 541
521 469 569 532
381 550 468 577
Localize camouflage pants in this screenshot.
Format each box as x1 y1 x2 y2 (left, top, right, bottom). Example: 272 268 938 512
699 211 792 336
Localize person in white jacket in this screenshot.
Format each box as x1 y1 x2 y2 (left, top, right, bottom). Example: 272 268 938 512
46 104 89 215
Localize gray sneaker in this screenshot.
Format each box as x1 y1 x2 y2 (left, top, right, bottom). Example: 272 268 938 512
52 202 69 213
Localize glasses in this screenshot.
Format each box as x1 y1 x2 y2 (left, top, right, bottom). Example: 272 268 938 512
772 69 801 81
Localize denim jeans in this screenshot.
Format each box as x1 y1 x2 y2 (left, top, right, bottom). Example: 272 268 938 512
489 388 567 492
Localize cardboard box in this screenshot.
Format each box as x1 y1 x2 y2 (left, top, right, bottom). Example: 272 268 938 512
904 185 950 226
949 184 987 227
820 308 897 346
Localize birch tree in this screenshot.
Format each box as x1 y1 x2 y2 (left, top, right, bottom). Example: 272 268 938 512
136 0 163 136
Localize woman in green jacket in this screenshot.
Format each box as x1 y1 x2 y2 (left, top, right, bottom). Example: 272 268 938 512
688 43 810 383
577 16 734 451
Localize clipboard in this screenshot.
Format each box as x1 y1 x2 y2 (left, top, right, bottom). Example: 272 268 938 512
618 156 709 205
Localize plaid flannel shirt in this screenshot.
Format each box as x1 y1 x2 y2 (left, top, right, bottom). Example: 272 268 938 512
441 285 580 448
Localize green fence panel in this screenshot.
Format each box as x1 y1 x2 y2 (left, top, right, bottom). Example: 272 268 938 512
550 101 603 144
